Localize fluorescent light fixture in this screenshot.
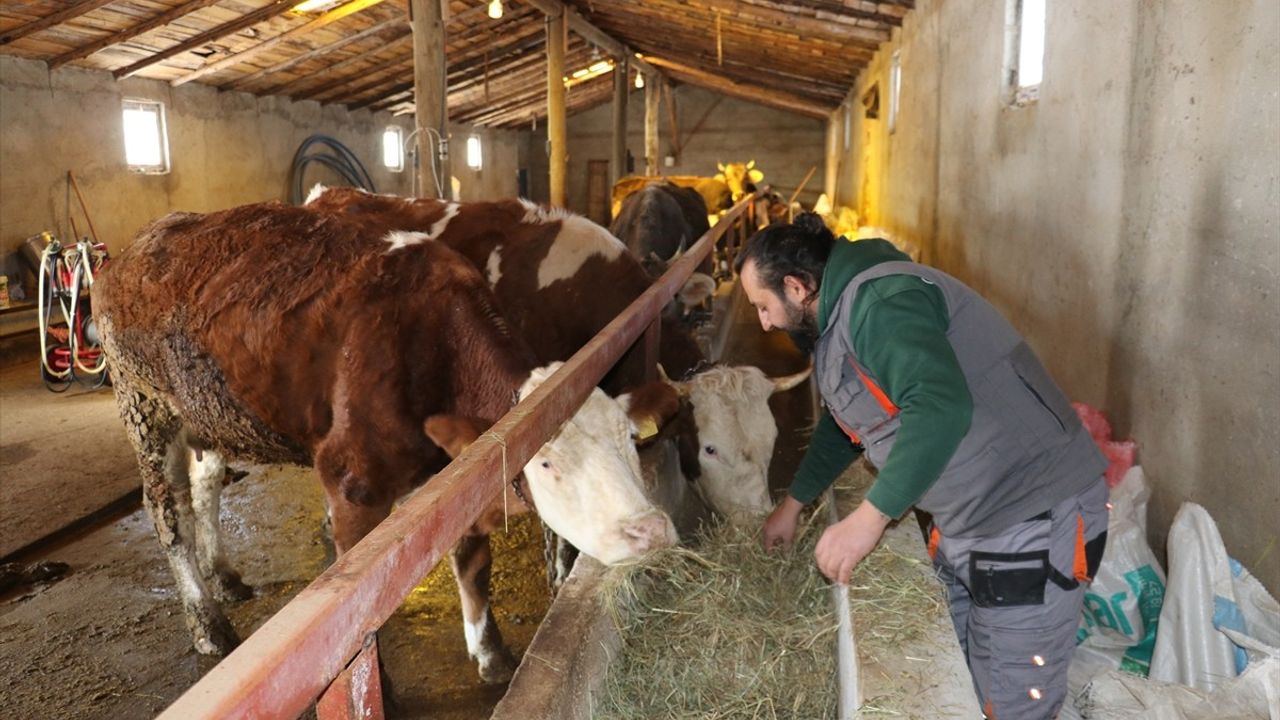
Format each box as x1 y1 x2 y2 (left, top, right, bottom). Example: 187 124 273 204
291 0 341 12
487 0 502 19
563 59 614 88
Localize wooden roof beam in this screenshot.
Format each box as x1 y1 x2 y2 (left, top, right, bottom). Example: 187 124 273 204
679 0 890 48
112 0 293 80
0 0 117 46
522 0 659 76
221 16 409 92
172 0 388 86
49 0 226 69
641 54 832 119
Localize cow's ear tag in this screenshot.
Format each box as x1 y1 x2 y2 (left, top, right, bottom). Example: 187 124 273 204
636 417 659 441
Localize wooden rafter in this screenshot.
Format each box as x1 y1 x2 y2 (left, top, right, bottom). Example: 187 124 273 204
0 0 117 46
651 50 846 105
172 0 388 86
48 0 226 69
291 35 413 99
112 0 292 79
221 16 408 92
642 54 831 118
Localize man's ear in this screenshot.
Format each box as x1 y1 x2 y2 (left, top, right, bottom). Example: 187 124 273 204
782 274 811 303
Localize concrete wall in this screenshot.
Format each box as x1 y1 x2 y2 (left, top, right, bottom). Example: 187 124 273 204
843 0 1280 591
0 56 414 268
548 84 826 216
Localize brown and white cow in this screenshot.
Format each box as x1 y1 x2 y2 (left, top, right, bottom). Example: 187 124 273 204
304 187 809 521
92 202 676 680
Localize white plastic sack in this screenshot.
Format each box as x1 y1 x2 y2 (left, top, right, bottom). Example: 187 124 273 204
1149 502 1280 693
1074 466 1167 680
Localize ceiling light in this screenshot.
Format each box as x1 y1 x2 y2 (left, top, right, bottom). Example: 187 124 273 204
291 0 341 12
487 0 502 19
635 72 644 89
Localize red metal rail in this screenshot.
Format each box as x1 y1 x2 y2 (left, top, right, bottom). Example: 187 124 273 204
156 195 759 720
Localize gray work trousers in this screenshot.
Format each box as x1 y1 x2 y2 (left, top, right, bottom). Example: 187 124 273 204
927 478 1109 720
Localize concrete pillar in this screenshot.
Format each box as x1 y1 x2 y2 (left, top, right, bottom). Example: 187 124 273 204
546 10 567 207
611 56 629 186
410 0 446 199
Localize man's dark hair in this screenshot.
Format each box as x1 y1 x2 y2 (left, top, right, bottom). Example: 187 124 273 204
734 211 836 298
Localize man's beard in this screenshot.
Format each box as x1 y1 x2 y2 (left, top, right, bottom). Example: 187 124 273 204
784 298 819 355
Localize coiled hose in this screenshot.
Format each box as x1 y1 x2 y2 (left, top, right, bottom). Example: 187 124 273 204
288 134 377 205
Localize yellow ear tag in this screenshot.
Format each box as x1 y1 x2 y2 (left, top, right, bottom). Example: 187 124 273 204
636 417 659 441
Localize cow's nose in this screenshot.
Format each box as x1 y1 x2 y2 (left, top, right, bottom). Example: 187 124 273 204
621 510 678 555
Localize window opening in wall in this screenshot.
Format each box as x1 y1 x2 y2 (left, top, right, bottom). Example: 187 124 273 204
466 135 483 170
122 99 169 174
1004 0 1046 105
382 126 404 171
889 51 902 134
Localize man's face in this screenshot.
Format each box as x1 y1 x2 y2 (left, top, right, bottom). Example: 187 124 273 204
741 260 819 351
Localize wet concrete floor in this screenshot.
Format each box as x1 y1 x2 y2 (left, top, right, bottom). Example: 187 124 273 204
0 284 810 720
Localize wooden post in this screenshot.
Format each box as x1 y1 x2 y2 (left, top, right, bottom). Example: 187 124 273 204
410 0 446 199
611 56 628 187
316 637 384 720
824 112 839 204
546 9 567 207
644 74 659 176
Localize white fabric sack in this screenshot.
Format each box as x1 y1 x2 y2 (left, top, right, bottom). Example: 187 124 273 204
1149 502 1280 693
1075 652 1279 719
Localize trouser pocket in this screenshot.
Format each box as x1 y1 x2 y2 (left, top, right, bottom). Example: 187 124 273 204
969 550 1049 607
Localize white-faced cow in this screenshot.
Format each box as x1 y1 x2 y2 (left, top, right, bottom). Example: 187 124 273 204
92 202 677 681
304 187 809 524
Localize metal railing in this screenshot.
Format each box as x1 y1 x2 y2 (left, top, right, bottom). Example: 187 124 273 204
156 192 760 720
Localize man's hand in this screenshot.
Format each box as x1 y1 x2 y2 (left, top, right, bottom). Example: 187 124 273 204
815 500 892 585
762 496 805 551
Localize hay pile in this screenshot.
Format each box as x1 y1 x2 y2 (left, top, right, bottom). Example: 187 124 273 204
596 462 947 719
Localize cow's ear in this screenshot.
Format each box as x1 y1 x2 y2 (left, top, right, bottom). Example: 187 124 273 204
424 414 487 459
618 382 682 444
749 169 764 183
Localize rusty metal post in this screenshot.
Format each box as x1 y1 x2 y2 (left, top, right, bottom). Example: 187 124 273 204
316 637 384 720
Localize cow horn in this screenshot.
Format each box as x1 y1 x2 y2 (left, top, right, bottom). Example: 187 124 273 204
770 366 811 393
656 364 690 397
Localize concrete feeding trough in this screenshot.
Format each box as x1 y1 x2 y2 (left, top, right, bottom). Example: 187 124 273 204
490 482 980 720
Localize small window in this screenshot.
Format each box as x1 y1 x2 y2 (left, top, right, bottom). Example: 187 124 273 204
888 51 902 133
466 135 482 170
382 126 404 171
1004 0 1046 105
122 99 169 174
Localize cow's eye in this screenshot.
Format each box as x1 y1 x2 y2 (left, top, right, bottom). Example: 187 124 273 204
540 460 552 469
703 445 717 456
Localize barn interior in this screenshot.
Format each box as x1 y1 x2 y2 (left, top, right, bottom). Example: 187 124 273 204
1 0 1278 718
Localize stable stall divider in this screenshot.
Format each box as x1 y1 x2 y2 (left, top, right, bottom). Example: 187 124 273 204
154 193 760 720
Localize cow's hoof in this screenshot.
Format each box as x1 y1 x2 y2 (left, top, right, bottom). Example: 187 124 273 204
213 571 253 602
192 615 240 656
476 649 518 684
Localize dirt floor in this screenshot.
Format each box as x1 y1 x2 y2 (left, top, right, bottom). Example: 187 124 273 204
0 283 810 720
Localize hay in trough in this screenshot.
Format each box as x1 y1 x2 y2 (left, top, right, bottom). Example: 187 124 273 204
596 460 948 719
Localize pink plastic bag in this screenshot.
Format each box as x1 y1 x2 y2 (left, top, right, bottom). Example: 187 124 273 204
1073 403 1137 488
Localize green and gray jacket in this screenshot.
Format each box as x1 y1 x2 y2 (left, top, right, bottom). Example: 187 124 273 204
792 238 1105 538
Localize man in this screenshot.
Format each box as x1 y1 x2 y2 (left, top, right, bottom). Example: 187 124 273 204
737 213 1108 720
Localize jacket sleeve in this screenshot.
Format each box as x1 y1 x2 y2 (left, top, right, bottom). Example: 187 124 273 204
788 409 862 505
852 278 973 519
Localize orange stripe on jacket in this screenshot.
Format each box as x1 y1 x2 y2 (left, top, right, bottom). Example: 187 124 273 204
927 526 941 561
851 362 900 416
1073 514 1090 582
